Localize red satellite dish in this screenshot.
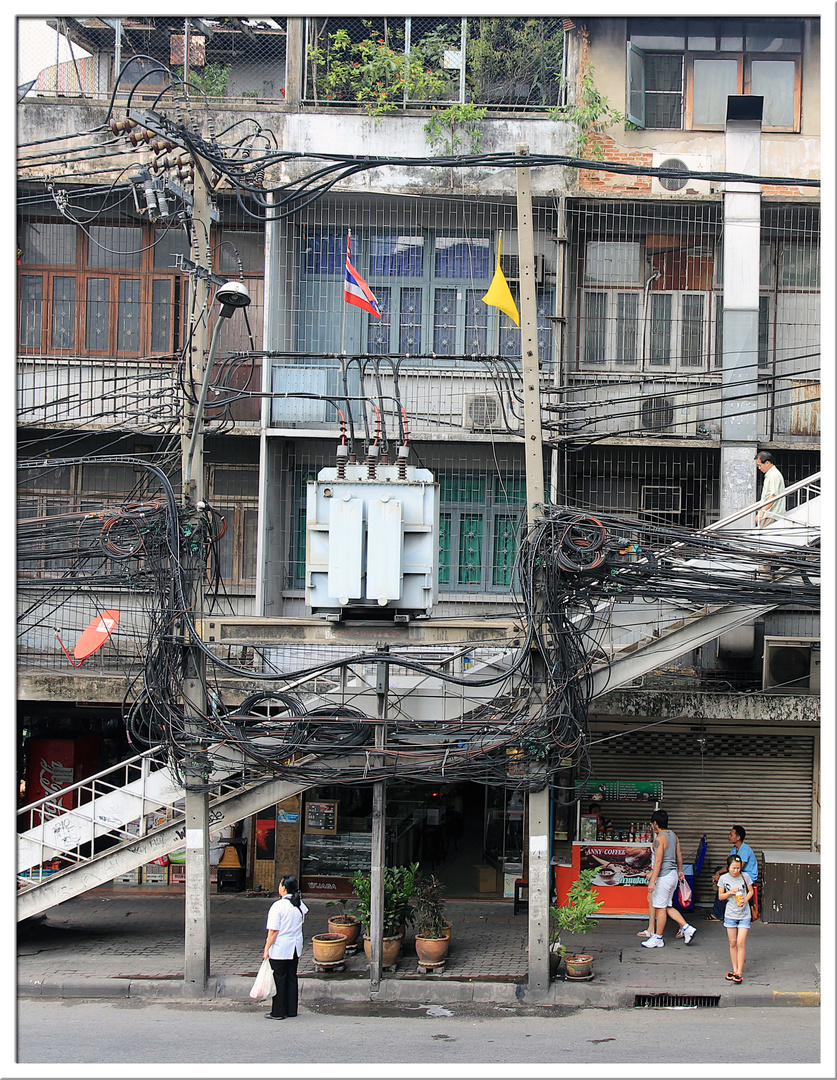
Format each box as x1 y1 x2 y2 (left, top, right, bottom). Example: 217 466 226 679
56 609 120 667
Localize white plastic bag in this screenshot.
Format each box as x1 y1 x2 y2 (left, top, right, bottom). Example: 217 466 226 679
249 957 275 1001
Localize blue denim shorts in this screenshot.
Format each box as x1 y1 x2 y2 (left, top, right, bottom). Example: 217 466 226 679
724 915 751 929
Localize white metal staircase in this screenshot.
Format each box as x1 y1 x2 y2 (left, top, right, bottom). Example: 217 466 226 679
17 749 365 920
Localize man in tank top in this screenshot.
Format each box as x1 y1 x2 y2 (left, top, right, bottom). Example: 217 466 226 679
641 809 697 949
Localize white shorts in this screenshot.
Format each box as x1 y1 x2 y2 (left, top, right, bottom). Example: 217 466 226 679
651 869 678 909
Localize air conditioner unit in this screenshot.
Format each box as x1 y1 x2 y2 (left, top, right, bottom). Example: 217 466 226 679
651 154 712 196
762 636 821 694
463 392 510 432
500 252 545 283
638 394 698 435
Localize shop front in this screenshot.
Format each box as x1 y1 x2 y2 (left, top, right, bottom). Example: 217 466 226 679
295 781 514 899
554 779 663 916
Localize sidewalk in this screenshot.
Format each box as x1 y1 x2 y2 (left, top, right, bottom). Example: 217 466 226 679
17 887 820 1010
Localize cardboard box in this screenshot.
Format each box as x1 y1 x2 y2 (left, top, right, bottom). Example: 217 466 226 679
474 864 498 892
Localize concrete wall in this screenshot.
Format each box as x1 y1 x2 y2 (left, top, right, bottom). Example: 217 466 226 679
17 99 577 196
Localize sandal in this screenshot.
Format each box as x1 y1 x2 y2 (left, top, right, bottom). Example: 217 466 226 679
732 973 743 983
637 929 654 938
675 928 685 938
704 914 721 921
724 972 736 980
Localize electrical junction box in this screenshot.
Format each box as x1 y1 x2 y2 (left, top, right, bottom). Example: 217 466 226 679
305 464 439 619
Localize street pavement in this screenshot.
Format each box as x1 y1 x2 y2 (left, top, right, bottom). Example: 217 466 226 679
17 886 821 1010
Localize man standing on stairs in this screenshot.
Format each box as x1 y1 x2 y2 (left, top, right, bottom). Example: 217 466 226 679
755 451 786 527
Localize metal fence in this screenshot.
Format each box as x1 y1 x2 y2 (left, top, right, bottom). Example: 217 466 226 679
302 16 568 110
19 16 569 110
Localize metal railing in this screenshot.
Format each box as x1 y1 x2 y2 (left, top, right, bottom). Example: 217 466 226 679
303 16 568 111
18 745 170 881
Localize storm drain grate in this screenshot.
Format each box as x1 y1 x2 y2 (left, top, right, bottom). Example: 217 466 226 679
634 993 720 1009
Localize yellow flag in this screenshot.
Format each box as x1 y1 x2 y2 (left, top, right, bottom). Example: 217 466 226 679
481 235 520 326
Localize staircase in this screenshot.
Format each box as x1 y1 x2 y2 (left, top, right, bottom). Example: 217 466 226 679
17 749 364 921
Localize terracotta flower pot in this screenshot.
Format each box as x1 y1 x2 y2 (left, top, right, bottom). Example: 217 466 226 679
564 953 594 979
415 934 450 966
363 934 403 967
311 933 347 964
327 916 361 947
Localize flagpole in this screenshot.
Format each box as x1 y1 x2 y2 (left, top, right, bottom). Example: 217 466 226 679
341 230 349 355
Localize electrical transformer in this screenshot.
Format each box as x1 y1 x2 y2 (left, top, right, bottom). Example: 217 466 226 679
305 458 439 619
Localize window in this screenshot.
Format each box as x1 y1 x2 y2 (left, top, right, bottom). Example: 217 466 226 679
18 462 142 579
17 219 263 358
578 240 714 371
209 467 259 587
437 471 525 592
627 19 803 132
299 230 553 362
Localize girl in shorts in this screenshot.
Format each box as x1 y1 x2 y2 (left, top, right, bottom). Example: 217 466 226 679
717 852 754 984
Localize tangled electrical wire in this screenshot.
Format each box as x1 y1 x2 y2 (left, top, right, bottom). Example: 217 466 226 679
511 501 820 786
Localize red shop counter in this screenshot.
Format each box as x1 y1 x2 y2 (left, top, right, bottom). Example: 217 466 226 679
555 842 654 916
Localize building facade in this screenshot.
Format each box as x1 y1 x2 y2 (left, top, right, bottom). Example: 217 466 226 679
17 16 820 904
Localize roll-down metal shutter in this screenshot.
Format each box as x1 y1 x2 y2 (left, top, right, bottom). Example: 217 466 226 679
587 727 816 907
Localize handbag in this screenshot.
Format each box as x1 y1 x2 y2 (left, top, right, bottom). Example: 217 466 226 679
249 957 275 1001
678 878 692 905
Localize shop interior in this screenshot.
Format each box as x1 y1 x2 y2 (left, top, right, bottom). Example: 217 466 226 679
300 780 529 898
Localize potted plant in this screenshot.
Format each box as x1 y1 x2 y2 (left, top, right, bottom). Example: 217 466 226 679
325 896 362 947
550 866 604 980
311 932 347 964
413 872 450 966
350 862 419 966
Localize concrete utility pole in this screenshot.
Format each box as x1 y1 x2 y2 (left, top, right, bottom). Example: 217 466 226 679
180 162 213 994
369 649 389 994
515 144 550 997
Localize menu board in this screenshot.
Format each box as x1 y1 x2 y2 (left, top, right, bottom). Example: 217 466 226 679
575 780 663 803
579 843 653 887
305 800 338 835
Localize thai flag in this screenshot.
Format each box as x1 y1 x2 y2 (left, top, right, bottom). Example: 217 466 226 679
344 235 381 318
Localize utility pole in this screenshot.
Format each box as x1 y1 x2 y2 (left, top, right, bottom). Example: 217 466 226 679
180 160 213 995
515 144 551 997
369 649 389 994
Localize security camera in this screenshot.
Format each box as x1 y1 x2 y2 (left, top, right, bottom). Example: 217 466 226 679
215 280 251 311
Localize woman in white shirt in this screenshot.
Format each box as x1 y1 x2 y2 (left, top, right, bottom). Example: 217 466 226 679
263 875 308 1019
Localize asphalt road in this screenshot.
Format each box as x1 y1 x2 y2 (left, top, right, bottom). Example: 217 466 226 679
14 999 826 1074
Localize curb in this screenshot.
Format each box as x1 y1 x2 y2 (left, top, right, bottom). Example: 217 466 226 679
19 976 820 1009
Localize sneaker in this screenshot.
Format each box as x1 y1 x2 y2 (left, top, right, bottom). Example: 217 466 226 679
683 924 697 945
641 934 665 948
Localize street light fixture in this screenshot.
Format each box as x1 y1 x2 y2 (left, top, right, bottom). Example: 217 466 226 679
183 279 252 490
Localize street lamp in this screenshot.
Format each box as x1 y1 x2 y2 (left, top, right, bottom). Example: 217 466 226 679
183 279 251 491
